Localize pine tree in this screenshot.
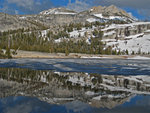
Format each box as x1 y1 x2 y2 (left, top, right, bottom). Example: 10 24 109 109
132 51 135 55
138 48 141 54
65 45 69 56
125 49 129 55
5 47 12 59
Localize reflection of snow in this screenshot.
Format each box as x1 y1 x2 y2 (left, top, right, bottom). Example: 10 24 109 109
92 94 130 100
65 101 90 113
101 83 150 95
85 91 95 96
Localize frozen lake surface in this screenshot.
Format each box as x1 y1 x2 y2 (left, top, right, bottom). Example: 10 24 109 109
0 58 150 75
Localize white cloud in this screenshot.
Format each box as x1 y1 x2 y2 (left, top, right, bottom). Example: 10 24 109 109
6 0 34 9
67 0 91 12
1 0 150 19
1 0 53 14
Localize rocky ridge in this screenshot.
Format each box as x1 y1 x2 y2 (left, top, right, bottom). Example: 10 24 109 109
90 5 130 17
0 5 136 31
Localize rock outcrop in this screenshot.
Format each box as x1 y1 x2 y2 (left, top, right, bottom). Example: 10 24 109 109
90 5 131 18
102 22 150 39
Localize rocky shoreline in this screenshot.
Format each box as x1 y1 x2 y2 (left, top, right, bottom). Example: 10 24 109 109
11 50 150 59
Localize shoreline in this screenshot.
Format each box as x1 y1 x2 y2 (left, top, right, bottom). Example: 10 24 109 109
10 50 150 59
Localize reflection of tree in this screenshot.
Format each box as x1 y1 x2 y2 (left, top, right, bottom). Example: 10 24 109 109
124 79 129 88
0 68 150 108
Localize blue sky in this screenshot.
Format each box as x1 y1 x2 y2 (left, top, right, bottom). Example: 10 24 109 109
123 7 145 20
0 0 149 20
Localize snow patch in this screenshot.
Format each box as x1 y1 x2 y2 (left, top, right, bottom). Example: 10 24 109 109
128 56 150 60
86 18 98 23
105 34 150 54
93 14 103 18
41 30 47 37
85 91 95 96
102 22 150 31
19 16 27 20
104 31 116 36
40 8 76 15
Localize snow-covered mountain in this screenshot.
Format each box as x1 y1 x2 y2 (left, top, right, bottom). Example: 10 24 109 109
40 7 77 15
38 5 137 25
81 5 137 23
1 5 150 55
0 5 137 31
89 5 131 17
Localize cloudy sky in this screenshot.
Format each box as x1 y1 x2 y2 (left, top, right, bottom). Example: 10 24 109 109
0 0 149 20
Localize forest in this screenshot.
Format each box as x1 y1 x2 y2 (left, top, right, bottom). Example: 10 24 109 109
0 21 131 58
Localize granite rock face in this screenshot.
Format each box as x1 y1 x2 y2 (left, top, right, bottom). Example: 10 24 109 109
103 22 150 39
90 5 130 18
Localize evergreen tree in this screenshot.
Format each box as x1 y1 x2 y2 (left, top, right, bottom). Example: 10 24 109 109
5 47 12 59
125 49 129 55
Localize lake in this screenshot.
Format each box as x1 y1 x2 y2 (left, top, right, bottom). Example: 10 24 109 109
0 58 150 113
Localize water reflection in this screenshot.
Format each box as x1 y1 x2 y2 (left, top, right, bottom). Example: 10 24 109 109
0 68 150 110
0 96 150 113
0 59 150 75
0 96 53 113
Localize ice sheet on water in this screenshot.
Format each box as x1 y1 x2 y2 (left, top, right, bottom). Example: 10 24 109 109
0 59 150 75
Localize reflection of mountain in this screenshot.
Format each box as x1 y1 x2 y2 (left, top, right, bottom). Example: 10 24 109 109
91 95 133 109
0 68 150 108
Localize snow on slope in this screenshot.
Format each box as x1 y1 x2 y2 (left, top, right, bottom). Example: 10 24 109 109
54 12 76 15
86 18 99 23
102 22 150 31
40 8 76 15
94 14 103 18
104 31 116 37
92 13 135 23
41 30 47 37
69 28 94 38
105 33 150 54
19 16 27 20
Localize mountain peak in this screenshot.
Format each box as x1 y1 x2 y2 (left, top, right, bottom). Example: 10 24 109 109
89 5 131 18
90 6 104 12
106 5 119 12
107 5 117 9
